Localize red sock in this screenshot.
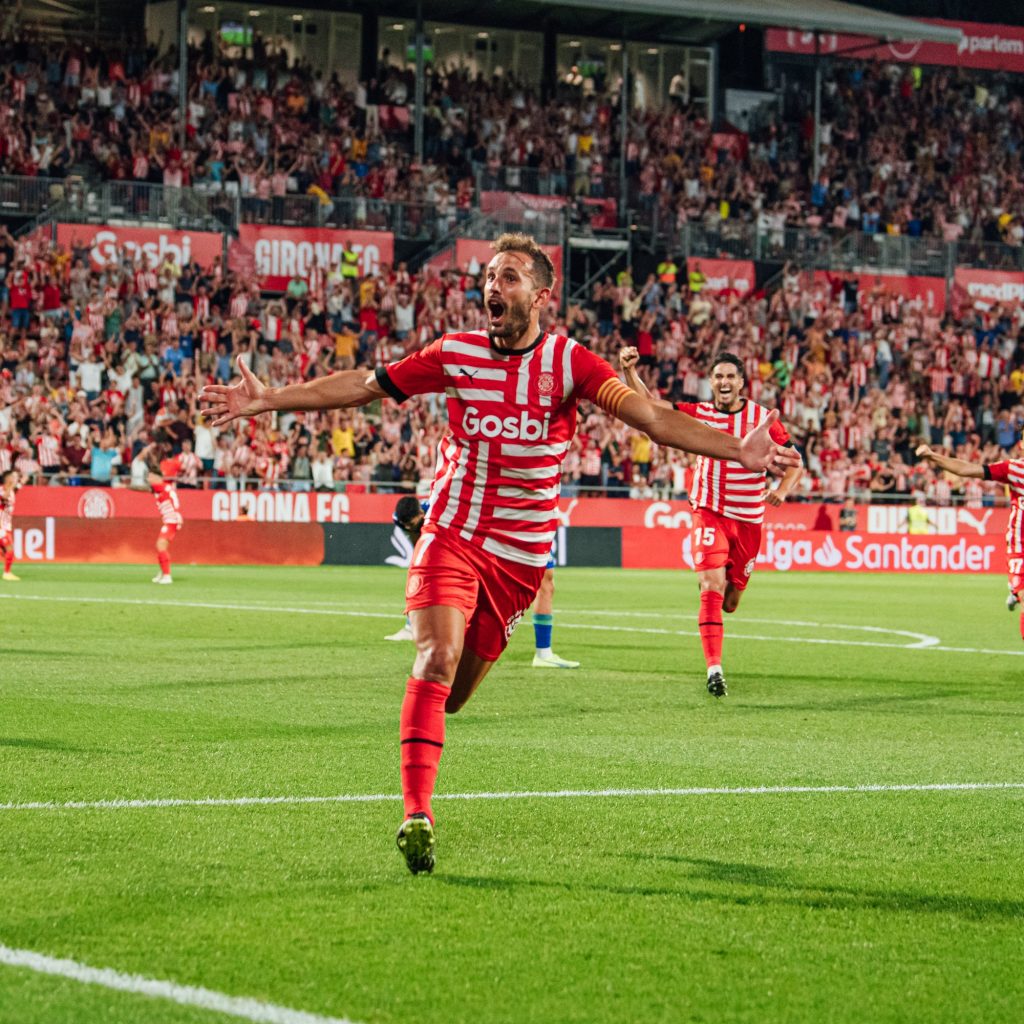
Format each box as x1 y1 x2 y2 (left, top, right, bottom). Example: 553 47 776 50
400 677 451 824
3 549 12 573
698 590 724 669
158 551 171 575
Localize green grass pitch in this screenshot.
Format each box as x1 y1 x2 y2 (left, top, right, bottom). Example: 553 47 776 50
1 565 1022 1024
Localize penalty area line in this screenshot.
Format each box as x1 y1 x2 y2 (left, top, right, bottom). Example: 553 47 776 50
0 944 359 1024
2 781 1022 813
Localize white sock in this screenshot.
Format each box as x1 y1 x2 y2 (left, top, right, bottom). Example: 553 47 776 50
706 664 722 677
536 647 552 658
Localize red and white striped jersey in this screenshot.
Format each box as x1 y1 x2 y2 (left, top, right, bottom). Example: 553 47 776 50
675 400 791 524
377 330 631 567
0 488 14 534
986 460 1024 552
36 434 61 468
151 480 183 525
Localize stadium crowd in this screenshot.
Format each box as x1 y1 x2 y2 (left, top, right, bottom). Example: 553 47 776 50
4 27 1024 248
1 214 1023 505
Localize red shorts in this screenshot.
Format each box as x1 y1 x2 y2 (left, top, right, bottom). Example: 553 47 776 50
1008 551 1023 596
405 527 545 662
159 523 180 541
0 531 10 551
692 508 762 592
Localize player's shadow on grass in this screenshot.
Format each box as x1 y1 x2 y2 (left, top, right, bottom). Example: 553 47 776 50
626 855 1024 922
0 736 104 752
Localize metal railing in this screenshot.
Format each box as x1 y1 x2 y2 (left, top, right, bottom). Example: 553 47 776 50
0 174 87 217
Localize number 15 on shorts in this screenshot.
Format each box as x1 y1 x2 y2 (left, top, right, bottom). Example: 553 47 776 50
697 527 716 546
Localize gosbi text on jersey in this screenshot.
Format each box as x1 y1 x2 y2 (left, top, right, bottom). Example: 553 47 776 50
376 330 631 567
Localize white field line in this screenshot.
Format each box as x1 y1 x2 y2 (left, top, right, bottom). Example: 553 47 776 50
0 944 359 1024
2 781 1022 814
1 592 999 654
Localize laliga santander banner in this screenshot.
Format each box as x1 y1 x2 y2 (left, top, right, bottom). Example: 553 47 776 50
14 489 1012 541
56 223 223 271
237 225 394 291
622 528 1003 574
952 268 1024 310
687 258 755 297
765 20 1024 74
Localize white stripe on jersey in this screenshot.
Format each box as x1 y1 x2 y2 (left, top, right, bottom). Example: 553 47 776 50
445 387 506 402
460 441 489 542
502 441 570 458
442 336 491 359
498 484 560 501
492 528 557 545
561 339 576 402
482 537 552 567
500 464 560 481
539 336 557 408
493 506 556 523
437 442 468 530
515 350 536 405
444 366 506 382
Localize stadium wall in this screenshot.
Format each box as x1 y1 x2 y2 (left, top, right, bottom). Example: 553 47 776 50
12 488 1009 574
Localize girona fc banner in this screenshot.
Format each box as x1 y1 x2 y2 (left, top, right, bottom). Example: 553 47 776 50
56 223 224 271
237 225 395 290
622 528 1003 574
687 258 755 296
765 20 1024 74
952 268 1024 310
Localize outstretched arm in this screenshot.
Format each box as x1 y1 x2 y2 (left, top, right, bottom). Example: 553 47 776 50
915 444 985 479
202 356 385 427
618 346 671 407
765 458 804 506
616 392 800 474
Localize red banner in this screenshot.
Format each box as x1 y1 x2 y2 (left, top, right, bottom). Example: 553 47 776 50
687 258 755 296
811 270 947 312
766 20 1024 74
453 238 563 279
480 191 567 215
8 517 323 565
952 268 1024 310
623 528 1003 574
14 489 1012 537
237 225 395 291
56 223 223 271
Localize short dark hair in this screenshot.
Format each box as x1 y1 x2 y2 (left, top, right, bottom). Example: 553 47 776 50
710 352 746 380
491 233 555 291
393 495 423 530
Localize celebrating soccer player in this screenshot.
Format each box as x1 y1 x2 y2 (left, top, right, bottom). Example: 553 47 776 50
916 442 1024 631
1 469 21 581
620 347 803 697
203 233 798 875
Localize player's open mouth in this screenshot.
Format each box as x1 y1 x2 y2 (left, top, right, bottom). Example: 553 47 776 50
487 298 506 324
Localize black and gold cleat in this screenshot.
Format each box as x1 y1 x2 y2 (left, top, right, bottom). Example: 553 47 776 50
396 813 436 875
706 671 727 698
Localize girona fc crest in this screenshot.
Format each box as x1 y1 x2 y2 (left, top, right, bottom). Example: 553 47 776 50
536 372 556 396
744 559 755 577
504 608 526 641
77 489 114 519
406 573 424 598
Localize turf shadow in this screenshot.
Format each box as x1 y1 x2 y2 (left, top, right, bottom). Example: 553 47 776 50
0 737 105 753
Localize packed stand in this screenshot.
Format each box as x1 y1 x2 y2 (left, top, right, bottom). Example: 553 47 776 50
1 220 1023 505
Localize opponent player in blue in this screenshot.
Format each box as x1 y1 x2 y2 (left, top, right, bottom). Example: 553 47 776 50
387 495 578 667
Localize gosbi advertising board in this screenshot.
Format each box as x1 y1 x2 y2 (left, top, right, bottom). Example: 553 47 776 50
765 20 1024 74
236 225 395 291
55 223 223 272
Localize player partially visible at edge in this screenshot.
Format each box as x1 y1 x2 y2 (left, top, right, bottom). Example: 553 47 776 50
620 347 803 697
202 233 799 876
917 442 1024 632
145 454 183 584
1 469 21 581
391 495 579 668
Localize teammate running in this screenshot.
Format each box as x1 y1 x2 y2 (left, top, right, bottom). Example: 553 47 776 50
148 459 183 584
1 470 21 581
203 233 798 875
620 347 803 697
390 494 579 668
916 442 1024 632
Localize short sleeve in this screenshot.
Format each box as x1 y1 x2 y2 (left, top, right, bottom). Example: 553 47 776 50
674 401 698 416
985 461 1010 483
768 417 791 446
571 344 632 417
375 338 446 403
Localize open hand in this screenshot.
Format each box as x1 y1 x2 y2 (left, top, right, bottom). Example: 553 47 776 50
738 410 800 475
200 356 269 428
